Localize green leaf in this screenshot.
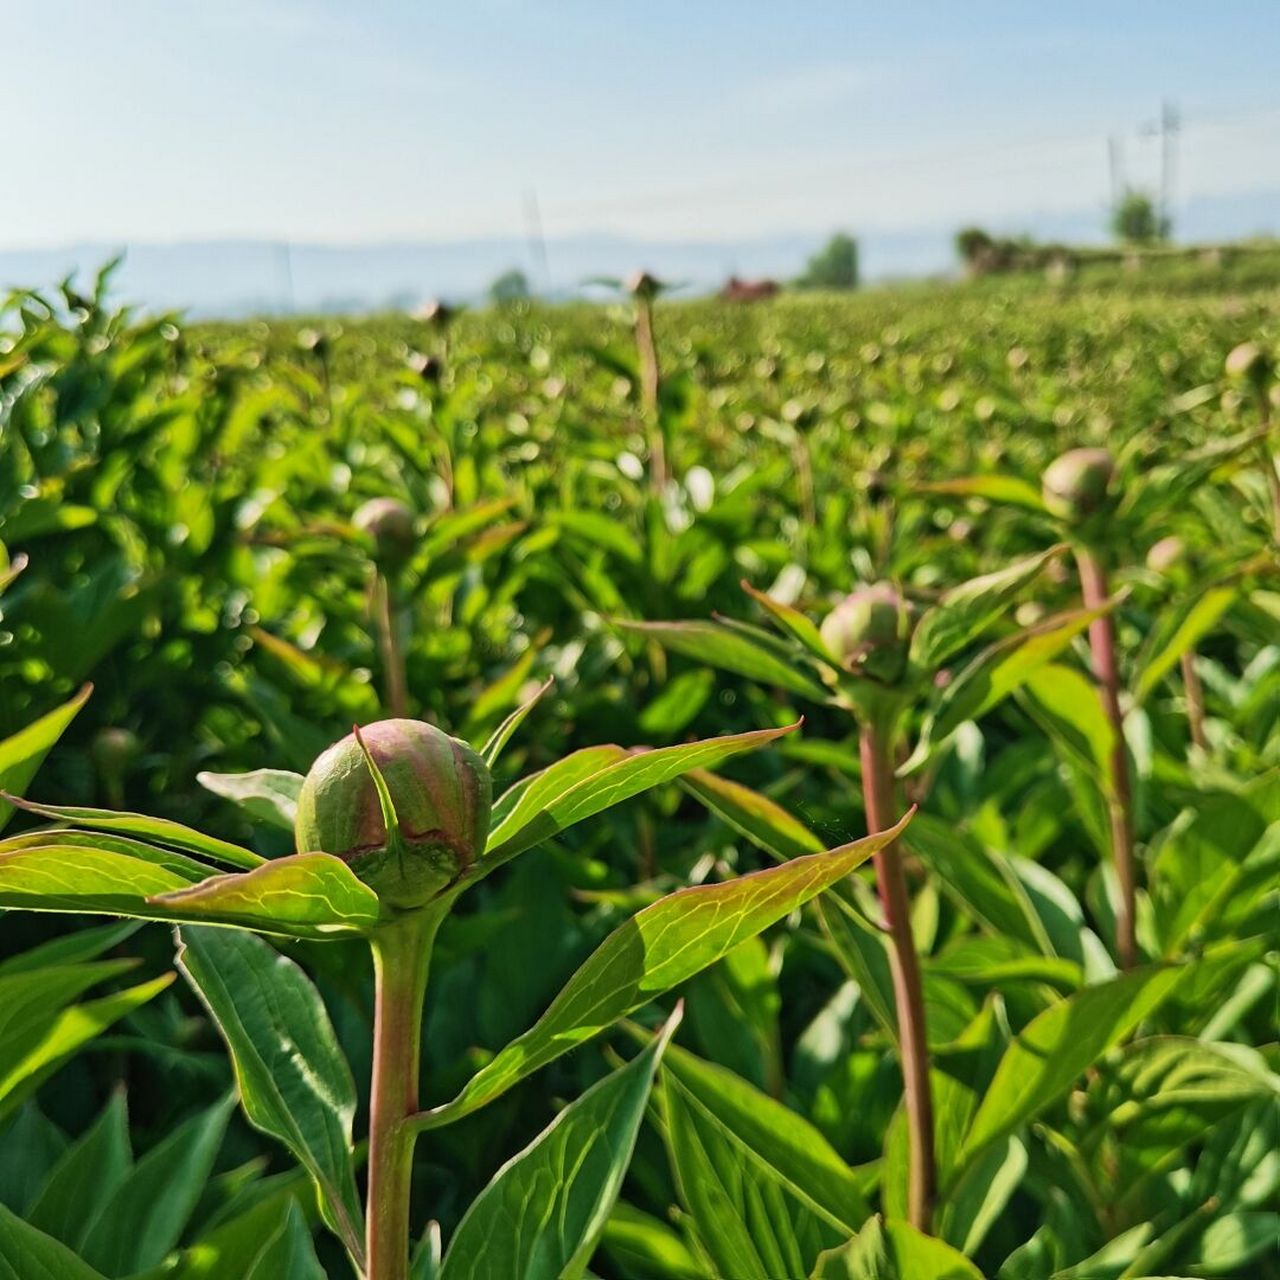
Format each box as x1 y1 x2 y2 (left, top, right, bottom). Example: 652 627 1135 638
416 813 912 1131
1133 585 1237 705
660 1040 871 1233
80 1095 235 1276
0 685 92 832
151 853 383 938
244 1202 326 1280
815 894 898 1038
439 1007 681 1280
901 603 1109 775
681 769 825 861
26 1092 131 1250
479 676 553 767
0 1203 108 1280
4 797 263 869
1016 663 1115 787
197 768 304 831
0 920 142 976
599 1203 705 1280
910 546 1063 671
922 474 1048 512
741 580 839 666
176 927 364 1262
936 1136 1027 1257
810 1215 983 1279
956 965 1186 1176
0 976 173 1124
480 723 801 871
619 620 830 701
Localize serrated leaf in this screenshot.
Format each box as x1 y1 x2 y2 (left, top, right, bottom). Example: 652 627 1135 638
416 814 911 1131
197 768 304 831
439 1007 681 1280
176 927 364 1263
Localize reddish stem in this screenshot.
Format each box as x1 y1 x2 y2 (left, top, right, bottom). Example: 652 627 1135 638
1075 547 1137 969
367 913 438 1280
634 298 667 493
374 572 409 719
860 721 935 1231
1180 649 1208 753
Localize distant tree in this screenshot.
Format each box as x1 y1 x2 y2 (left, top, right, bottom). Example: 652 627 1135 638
797 233 859 290
1111 190 1170 245
955 227 994 266
489 268 531 305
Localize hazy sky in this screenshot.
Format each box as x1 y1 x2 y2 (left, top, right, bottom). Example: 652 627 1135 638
5 0 1278 247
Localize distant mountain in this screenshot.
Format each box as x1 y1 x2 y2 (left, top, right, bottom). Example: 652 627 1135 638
2 189 1275 318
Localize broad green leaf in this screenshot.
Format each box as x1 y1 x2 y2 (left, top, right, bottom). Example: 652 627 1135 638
958 965 1186 1173
815 894 897 1037
439 1007 681 1280
1134 584 1237 705
416 813 912 1131
922 474 1047 511
489 746 628 834
901 603 1109 775
910 546 1063 671
152 853 382 937
26 1093 131 1250
619 620 830 700
600 1204 705 1280
681 769 825 860
0 829 213 882
0 976 173 1124
176 927 364 1261
661 1041 871 1232
810 1215 983 1279
1016 663 1115 786
5 798 263 869
197 768 304 831
0 1203 108 1280
0 1105 66 1214
0 685 91 832
928 936 1081 991
480 722 801 869
936 1136 1027 1257
244 1202 326 1280
80 1095 235 1275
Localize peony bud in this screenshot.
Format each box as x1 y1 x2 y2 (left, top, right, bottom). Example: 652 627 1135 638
295 719 492 911
626 270 662 302
1223 341 1271 392
92 727 140 775
354 498 416 568
1041 448 1115 522
820 583 910 683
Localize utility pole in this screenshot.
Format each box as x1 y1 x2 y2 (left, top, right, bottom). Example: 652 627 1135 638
1108 135 1125 211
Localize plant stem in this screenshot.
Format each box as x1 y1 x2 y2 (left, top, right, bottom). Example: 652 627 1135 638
1075 546 1137 970
634 297 667 493
367 912 439 1280
1256 390 1279 542
1180 649 1208 753
374 572 409 718
859 720 935 1232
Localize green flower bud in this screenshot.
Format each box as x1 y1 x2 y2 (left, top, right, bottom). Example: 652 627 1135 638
1041 448 1115 522
295 719 492 911
1224 341 1271 391
354 498 416 568
626 270 662 302
92 727 140 774
820 584 910 683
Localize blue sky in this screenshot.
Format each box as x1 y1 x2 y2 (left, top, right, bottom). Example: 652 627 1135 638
4 1 1278 247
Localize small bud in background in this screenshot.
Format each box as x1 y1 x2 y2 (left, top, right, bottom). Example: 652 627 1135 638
92 727 140 808
1223 341 1272 392
1041 448 1116 522
862 468 891 504
1146 535 1186 576
354 498 416 569
1014 601 1047 628
625 270 662 302
418 299 455 330
408 352 443 383
820 583 911 684
295 719 492 911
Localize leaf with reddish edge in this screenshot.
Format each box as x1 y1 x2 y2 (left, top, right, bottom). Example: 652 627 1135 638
414 812 913 1132
741 580 839 667
0 684 92 832
2 795 263 869
477 723 803 875
921 475 1048 512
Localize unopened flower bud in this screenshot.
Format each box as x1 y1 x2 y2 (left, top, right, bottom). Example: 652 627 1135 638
295 719 492 911
92 728 140 775
820 584 910 683
354 498 416 568
1041 448 1115 522
626 270 662 302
